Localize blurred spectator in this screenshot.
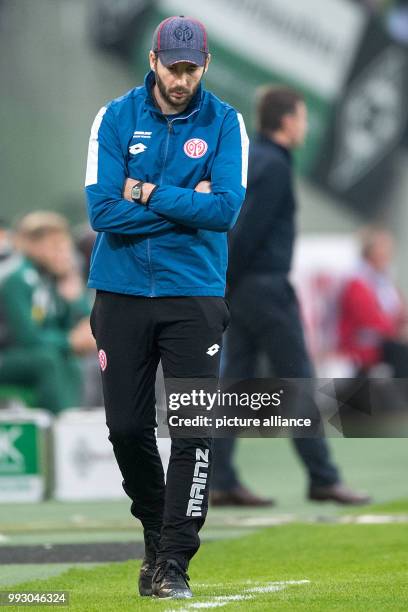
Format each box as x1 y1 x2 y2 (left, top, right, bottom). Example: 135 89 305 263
338 227 408 376
0 211 96 412
72 223 103 407
74 223 97 281
0 219 20 349
211 86 370 507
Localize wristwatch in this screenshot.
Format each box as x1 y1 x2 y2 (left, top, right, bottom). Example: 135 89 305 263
131 181 144 203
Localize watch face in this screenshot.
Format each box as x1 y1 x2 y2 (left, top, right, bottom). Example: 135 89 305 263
131 184 142 201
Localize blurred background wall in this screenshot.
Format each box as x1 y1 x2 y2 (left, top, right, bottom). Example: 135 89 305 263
1 0 408 288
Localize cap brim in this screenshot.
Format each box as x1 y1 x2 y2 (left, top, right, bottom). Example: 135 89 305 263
158 48 206 67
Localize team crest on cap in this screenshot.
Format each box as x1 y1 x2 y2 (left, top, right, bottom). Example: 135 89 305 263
174 25 193 42
184 138 208 159
98 349 107 372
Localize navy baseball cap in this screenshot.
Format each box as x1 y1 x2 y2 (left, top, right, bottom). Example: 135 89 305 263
152 16 209 67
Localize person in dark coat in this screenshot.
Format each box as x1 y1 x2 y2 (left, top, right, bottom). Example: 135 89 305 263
210 86 370 507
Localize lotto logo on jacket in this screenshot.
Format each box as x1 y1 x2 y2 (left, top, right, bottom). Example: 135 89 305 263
85 71 249 298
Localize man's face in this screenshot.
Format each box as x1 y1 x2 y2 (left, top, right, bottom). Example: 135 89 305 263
367 232 395 272
149 53 209 112
284 101 308 148
22 231 74 277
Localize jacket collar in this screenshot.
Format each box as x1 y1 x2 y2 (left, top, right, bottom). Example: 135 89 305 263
256 133 292 162
143 70 203 119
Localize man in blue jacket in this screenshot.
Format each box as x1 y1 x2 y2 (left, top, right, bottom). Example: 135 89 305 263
85 16 248 599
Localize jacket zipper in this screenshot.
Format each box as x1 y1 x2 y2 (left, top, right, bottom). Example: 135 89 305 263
147 108 200 297
158 108 200 186
159 119 174 186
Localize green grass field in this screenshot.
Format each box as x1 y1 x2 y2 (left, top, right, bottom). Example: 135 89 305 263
1 438 407 610
2 520 408 611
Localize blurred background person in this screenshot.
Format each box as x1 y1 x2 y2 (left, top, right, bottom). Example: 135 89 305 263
74 224 97 284
338 227 408 377
0 218 19 353
0 211 96 413
211 86 371 507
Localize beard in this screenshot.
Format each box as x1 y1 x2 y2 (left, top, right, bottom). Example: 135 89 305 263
154 70 201 111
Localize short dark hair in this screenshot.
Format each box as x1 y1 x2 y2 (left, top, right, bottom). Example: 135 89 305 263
256 85 304 134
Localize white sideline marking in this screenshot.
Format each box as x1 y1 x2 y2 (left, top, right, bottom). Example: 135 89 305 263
189 596 253 608
185 604 232 609
244 579 311 593
341 514 408 524
223 515 295 527
164 579 310 610
214 596 253 601
190 605 227 609
165 602 252 611
244 579 311 586
0 534 9 543
244 585 284 593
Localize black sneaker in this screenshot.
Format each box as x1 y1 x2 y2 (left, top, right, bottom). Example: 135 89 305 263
152 559 192 599
138 530 161 596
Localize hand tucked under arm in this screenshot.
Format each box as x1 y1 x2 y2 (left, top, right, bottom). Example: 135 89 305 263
194 180 212 193
69 318 96 355
145 110 248 231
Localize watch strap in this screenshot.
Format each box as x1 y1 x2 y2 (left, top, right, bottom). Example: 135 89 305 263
145 185 159 207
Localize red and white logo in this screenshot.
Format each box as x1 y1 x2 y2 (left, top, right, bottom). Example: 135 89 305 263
184 138 208 159
98 349 107 372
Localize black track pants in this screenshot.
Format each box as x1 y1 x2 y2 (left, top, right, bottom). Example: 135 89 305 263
212 275 340 491
91 291 229 569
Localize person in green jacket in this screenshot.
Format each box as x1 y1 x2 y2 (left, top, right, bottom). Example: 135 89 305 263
0 211 95 413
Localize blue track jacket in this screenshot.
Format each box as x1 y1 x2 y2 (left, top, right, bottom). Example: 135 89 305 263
85 71 249 297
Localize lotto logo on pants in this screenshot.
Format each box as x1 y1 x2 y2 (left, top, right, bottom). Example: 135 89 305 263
186 448 209 517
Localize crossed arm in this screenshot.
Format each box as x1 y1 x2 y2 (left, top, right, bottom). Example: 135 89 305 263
123 178 212 204
85 105 247 235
